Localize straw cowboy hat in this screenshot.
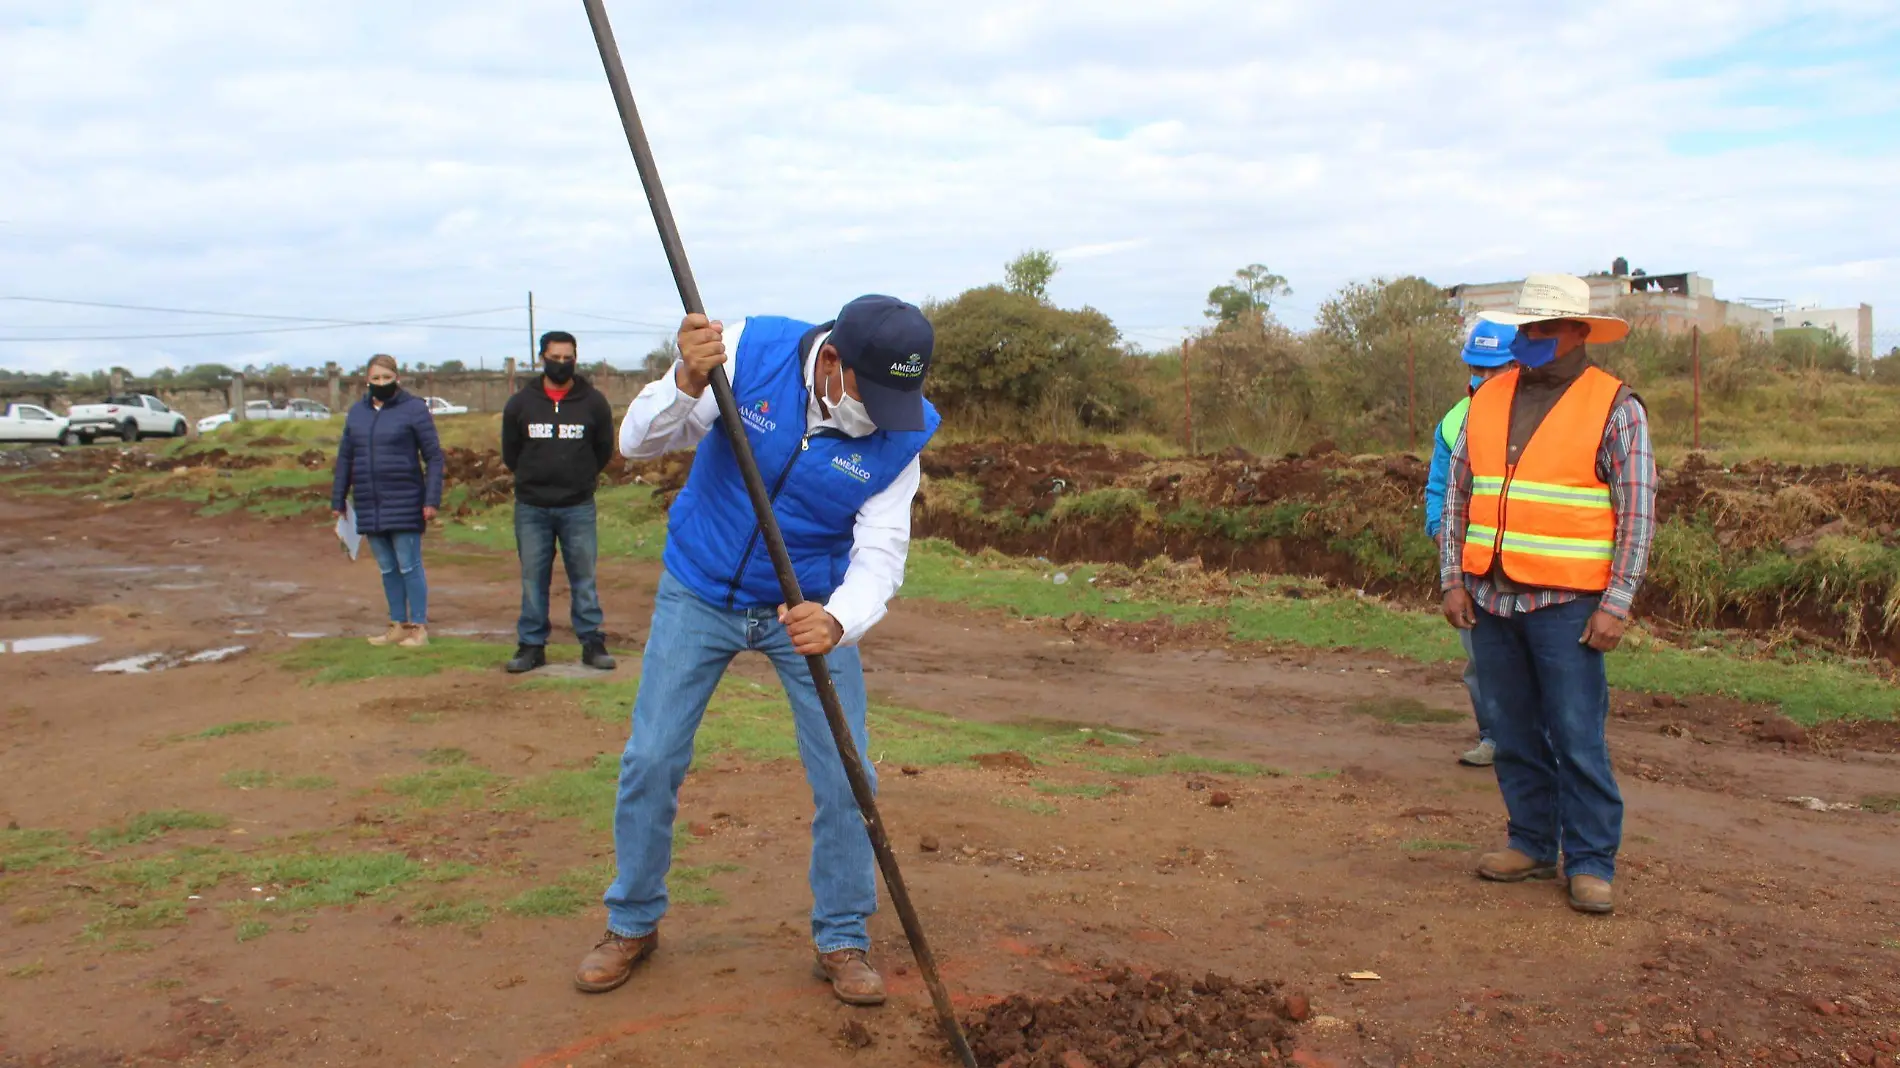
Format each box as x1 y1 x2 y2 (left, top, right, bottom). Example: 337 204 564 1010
1478 273 1630 344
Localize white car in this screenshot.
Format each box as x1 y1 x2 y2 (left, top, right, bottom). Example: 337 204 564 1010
424 396 468 417
196 398 332 433
0 403 76 446
66 394 188 444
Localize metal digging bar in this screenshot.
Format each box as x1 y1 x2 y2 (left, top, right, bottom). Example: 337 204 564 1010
578 3 979 1064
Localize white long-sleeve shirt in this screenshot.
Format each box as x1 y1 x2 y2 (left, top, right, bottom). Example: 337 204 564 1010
618 318 921 645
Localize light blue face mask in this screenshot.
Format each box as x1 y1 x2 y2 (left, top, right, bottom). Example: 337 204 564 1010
1469 374 1487 391
1509 332 1561 368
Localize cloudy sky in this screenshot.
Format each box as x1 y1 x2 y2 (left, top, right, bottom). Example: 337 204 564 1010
2 0 1896 375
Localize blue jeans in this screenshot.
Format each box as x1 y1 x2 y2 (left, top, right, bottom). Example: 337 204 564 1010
604 570 876 951
514 500 604 646
1469 596 1622 882
1458 628 1493 744
364 531 427 624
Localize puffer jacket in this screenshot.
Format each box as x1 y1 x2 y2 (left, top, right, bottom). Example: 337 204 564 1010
330 389 444 533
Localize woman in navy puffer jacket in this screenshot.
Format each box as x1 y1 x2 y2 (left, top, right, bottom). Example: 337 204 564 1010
330 354 445 646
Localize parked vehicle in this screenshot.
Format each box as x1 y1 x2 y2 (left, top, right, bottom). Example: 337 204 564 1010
66 394 188 444
196 398 332 434
0 403 76 446
424 396 468 417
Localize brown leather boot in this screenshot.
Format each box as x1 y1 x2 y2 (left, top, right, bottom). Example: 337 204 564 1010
1568 875 1614 914
812 949 886 1006
366 622 405 646
574 930 658 993
1476 848 1559 883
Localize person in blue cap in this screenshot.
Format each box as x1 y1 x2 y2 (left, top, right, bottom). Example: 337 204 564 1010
1426 319 1516 767
575 296 939 1008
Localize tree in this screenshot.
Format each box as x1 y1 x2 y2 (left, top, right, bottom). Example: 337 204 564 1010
925 284 1141 430
1205 264 1291 325
642 339 679 380
1004 249 1059 303
436 359 467 374
1308 276 1464 449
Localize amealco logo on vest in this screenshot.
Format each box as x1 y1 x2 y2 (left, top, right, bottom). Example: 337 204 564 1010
740 399 777 434
831 452 873 483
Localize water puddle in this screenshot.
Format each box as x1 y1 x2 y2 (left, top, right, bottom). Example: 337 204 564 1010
94 645 249 674
2 634 102 654
286 632 329 640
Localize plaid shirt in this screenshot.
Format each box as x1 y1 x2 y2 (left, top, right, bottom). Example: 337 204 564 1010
1438 395 1656 619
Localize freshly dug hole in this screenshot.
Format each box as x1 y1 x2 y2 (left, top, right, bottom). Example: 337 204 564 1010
964 967 1301 1067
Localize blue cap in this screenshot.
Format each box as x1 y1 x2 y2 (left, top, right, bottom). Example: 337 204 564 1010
826 295 933 432
1462 320 1516 368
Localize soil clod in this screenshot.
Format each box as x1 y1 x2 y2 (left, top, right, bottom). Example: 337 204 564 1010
964 967 1295 1067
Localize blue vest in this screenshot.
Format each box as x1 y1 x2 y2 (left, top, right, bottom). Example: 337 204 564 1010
664 316 940 610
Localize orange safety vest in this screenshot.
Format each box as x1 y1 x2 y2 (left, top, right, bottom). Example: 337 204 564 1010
1461 365 1623 592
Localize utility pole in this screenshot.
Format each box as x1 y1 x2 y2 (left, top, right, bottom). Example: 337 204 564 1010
1691 324 1702 452
528 290 537 362
1180 339 1196 454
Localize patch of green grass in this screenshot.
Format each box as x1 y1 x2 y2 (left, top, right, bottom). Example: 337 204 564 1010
248 852 472 911
1081 753 1280 778
81 900 188 939
1305 769 1341 780
422 747 470 766
907 538 1900 724
99 846 243 894
444 483 668 560
1032 781 1119 799
221 769 278 789
6 961 46 979
412 899 491 930
1402 839 1475 852
996 797 1060 816
502 862 616 919
89 810 228 850
1351 697 1465 725
1863 794 1900 814
383 764 499 807
669 863 741 907
1 828 75 873
181 720 286 741
278 637 517 685
235 920 270 943
287 775 337 791
148 977 185 991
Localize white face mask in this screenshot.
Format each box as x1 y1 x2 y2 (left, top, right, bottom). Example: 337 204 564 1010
822 365 879 438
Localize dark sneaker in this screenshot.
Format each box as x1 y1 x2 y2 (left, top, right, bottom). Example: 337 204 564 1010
505 644 546 674
574 930 658 993
812 948 886 1006
581 640 617 671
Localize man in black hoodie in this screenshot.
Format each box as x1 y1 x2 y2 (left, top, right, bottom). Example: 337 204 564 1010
501 330 618 672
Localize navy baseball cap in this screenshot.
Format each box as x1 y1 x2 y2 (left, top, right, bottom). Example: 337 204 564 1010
826 295 933 432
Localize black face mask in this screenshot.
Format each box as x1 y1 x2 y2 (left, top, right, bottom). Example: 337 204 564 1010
369 381 399 402
543 359 575 385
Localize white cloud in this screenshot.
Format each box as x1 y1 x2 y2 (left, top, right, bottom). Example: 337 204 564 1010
1 0 1895 374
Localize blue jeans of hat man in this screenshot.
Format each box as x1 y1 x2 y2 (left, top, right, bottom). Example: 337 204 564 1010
365 531 427 624
514 500 604 646
1468 595 1622 882
604 570 876 951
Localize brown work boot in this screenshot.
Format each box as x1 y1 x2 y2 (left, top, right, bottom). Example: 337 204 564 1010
397 624 429 648
812 948 886 1006
574 930 658 993
1568 875 1614 915
1476 848 1559 883
366 622 405 646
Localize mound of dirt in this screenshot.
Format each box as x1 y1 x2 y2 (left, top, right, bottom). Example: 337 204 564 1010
247 435 294 448
964 968 1301 1067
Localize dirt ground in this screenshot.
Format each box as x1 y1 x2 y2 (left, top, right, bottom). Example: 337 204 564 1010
2 490 1899 1068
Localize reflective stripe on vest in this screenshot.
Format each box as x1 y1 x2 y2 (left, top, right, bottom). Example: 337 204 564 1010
1461 365 1623 591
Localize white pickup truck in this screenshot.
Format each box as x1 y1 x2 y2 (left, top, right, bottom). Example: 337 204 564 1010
196 398 331 434
0 403 76 446
66 394 189 444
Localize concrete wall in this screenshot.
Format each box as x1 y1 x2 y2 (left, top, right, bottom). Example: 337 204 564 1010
0 369 664 423
1783 305 1876 372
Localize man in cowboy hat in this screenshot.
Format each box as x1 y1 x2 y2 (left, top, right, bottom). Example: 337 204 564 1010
1424 319 1516 768
1437 272 1657 915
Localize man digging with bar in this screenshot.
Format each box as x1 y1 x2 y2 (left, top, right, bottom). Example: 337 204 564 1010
575 296 939 1005
1439 272 1656 916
